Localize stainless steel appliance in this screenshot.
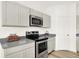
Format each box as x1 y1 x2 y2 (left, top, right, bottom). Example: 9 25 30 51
26 31 48 58
29 15 43 27
36 37 48 58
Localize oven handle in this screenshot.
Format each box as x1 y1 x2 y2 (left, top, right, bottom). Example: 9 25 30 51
36 40 47 44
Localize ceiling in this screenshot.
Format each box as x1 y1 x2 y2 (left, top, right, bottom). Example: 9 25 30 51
16 1 76 14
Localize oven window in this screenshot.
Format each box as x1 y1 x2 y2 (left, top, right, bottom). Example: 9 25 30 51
38 42 47 54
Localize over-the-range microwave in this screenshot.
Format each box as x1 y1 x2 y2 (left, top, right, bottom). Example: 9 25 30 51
29 15 43 27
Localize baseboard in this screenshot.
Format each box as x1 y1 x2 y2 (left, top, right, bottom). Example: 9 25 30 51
48 50 77 55
76 51 79 56
48 50 55 55
58 50 77 55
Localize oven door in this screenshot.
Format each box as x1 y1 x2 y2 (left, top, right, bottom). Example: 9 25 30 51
36 40 48 58
29 15 43 27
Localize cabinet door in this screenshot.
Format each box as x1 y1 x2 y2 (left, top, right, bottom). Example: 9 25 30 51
5 47 35 58
5 51 24 58
18 5 30 27
48 38 55 53
30 9 43 17
43 14 50 28
4 2 19 26
76 37 79 51
2 1 7 25
2 1 30 27
26 47 35 58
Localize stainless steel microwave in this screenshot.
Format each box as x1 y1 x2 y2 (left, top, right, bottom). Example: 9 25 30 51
29 15 43 27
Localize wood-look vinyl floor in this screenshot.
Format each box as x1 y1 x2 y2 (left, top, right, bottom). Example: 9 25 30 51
48 50 79 58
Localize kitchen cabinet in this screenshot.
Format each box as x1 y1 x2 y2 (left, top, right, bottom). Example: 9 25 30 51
43 14 51 28
76 37 79 52
2 1 30 27
48 37 55 53
5 47 35 58
76 36 79 53
30 8 43 17
2 1 50 28
18 3 30 27
4 42 35 58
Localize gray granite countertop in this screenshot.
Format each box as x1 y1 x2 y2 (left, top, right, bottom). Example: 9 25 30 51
48 34 56 38
76 33 79 37
39 34 56 39
0 34 56 49
0 36 34 49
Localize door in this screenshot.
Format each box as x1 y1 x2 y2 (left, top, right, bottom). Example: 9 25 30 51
55 4 76 52
56 16 71 50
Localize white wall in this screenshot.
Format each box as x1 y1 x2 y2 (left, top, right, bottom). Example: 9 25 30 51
0 2 49 38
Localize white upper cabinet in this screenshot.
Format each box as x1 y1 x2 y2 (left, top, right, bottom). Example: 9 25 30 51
18 4 30 27
2 1 19 26
6 2 19 26
43 14 51 28
2 1 50 28
30 9 43 17
2 1 30 27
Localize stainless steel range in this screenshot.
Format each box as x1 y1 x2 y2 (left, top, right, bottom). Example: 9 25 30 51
26 31 48 58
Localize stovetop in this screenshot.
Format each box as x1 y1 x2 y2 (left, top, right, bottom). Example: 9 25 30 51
27 34 48 41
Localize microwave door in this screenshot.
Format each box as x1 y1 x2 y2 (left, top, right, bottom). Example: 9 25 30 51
30 15 43 27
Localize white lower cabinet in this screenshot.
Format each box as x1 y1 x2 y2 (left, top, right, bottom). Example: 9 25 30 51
6 51 24 58
48 37 55 53
4 42 35 58
76 37 79 51
6 47 35 58
26 47 35 58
